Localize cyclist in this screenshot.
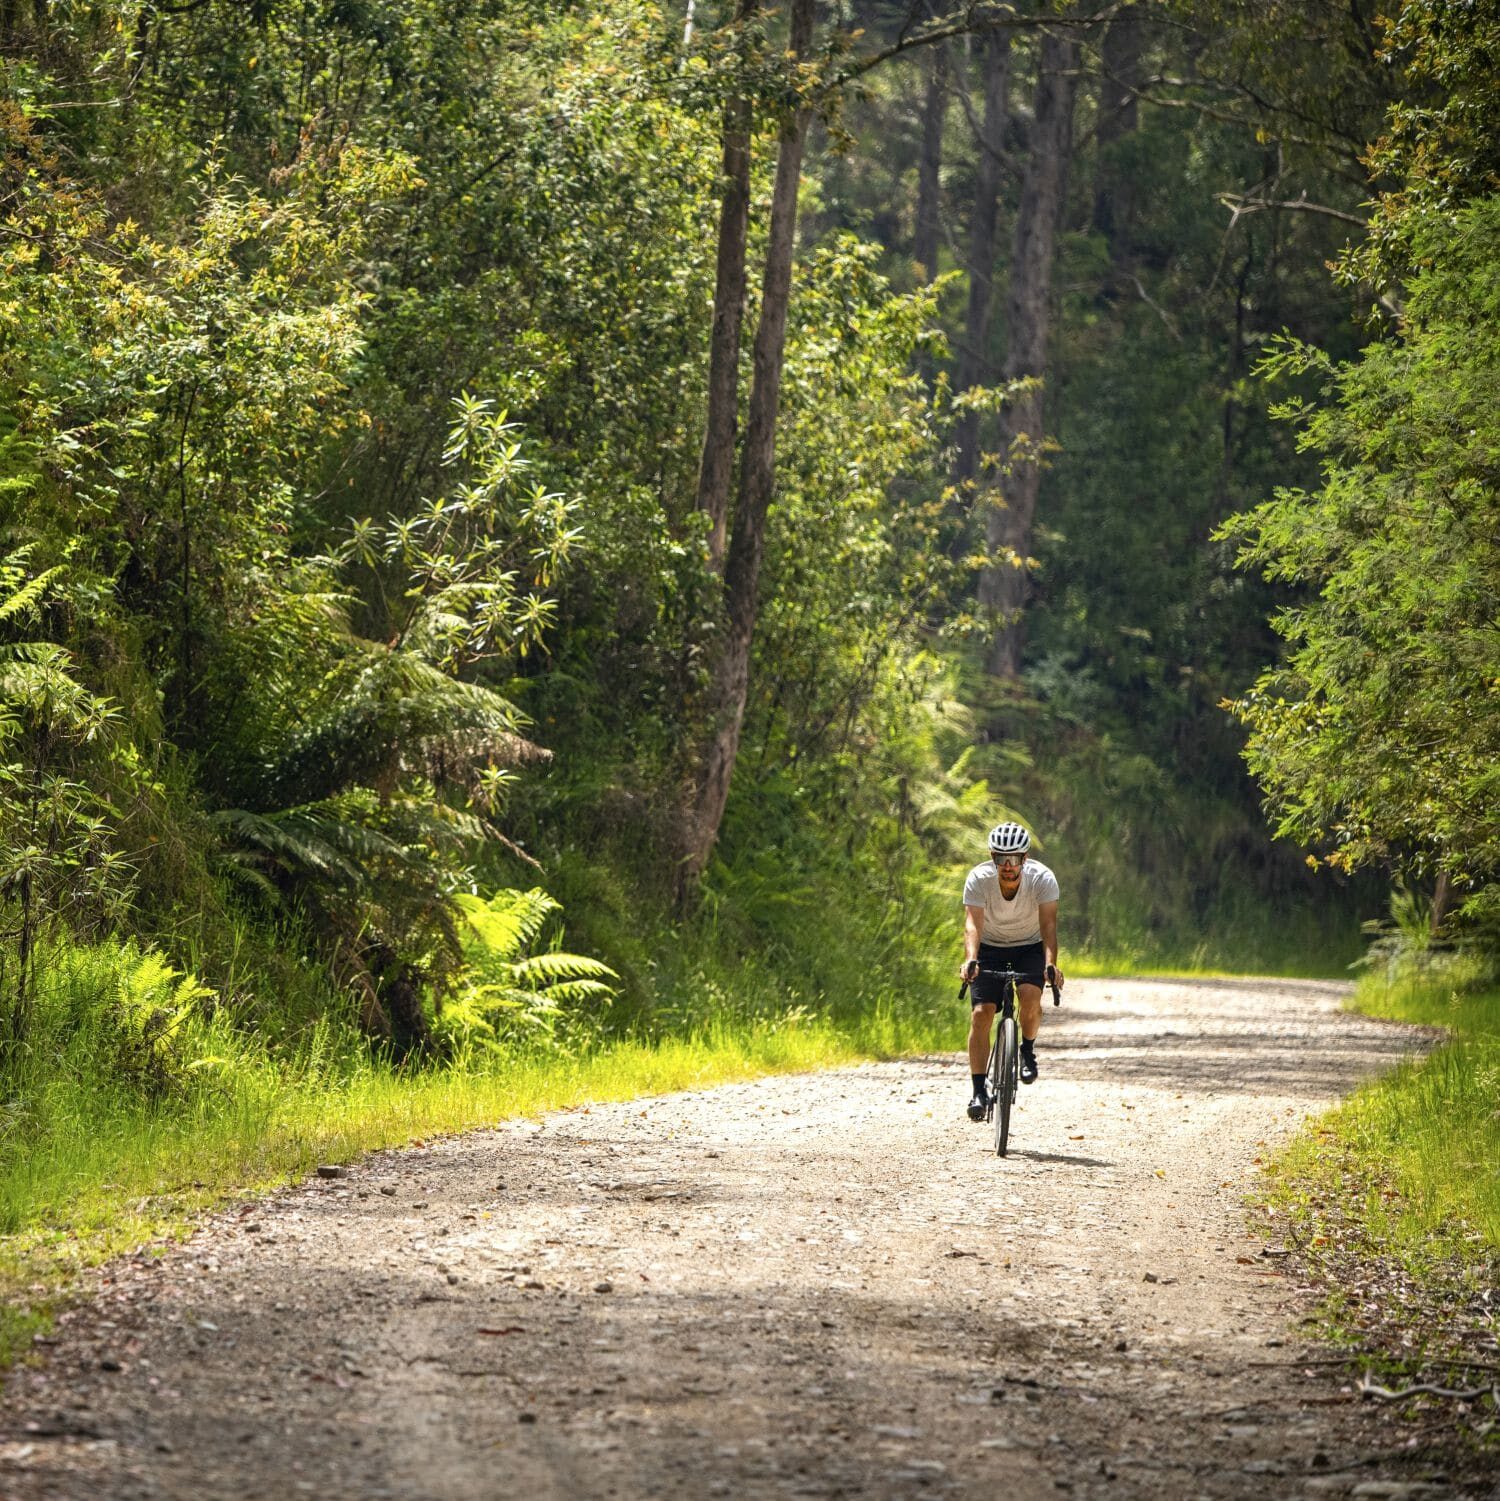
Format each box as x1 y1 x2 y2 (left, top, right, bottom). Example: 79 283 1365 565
960 821 1063 1121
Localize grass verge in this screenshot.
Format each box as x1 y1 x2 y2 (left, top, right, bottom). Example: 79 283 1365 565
0 993 956 1371
1256 958 1499 1388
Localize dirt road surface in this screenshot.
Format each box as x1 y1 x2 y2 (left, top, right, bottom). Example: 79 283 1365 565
1 976 1477 1500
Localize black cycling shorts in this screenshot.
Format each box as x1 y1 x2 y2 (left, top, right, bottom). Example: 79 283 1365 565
969 941 1047 1008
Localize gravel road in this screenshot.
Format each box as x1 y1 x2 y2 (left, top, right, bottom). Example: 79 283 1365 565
1 976 1474 1500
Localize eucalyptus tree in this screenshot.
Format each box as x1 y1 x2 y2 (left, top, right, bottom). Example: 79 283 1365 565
949 26 1011 493
675 0 1114 893
978 20 1077 680
912 37 948 285
696 0 761 572
678 0 817 897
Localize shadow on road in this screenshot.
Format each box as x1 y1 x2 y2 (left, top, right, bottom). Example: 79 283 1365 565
1002 1148 1116 1169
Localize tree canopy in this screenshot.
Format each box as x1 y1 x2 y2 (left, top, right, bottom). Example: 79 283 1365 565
1223 2 1500 931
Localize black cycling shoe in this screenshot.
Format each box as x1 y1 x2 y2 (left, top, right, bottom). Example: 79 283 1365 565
967 1091 990 1121
1019 1048 1038 1085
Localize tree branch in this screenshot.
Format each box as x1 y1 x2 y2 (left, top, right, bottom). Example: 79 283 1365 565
1359 1374 1498 1404
1217 191 1370 230
824 3 1122 95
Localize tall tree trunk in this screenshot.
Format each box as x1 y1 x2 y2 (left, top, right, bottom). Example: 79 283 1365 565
980 27 1077 681
678 0 816 898
950 29 1011 490
1429 869 1452 937
912 40 948 284
1222 249 1251 505
694 0 758 573
1090 3 1141 273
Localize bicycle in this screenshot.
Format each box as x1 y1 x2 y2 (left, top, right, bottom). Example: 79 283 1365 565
959 965 1061 1157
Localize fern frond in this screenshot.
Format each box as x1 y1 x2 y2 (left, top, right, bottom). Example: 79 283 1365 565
455 887 559 958
462 983 563 1017
264 641 534 804
208 805 401 888
510 952 617 986
0 552 63 626
516 978 614 1006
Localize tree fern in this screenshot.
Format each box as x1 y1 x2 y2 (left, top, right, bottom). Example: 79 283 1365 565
182 400 577 1052
434 888 617 1057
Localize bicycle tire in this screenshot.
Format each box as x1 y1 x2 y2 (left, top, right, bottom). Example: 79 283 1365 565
994 1014 1018 1156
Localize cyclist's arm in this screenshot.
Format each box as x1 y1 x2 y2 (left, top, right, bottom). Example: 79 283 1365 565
1038 900 1062 988
961 905 985 979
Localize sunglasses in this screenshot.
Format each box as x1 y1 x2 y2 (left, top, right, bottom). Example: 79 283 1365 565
993 853 1026 867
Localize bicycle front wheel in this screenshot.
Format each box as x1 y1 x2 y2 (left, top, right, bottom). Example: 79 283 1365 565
994 1015 1018 1156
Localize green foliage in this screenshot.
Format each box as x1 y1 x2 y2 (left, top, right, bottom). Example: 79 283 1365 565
0 935 268 1196
1222 198 1500 916
744 237 959 815
1013 724 1369 973
67 946 219 1102
433 888 617 1057
1347 0 1500 291
0 0 1424 1119
200 400 581 1048
0 547 131 1048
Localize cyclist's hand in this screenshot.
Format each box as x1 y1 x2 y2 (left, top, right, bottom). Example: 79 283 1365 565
1047 963 1064 990
960 958 979 983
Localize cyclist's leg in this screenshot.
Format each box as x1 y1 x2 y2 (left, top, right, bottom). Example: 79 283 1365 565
967 999 997 1119
967 952 1007 1112
1006 940 1047 1042
967 1002 996 1074
1017 983 1043 1042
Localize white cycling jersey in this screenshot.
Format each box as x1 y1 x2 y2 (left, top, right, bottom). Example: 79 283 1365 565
962 859 1059 947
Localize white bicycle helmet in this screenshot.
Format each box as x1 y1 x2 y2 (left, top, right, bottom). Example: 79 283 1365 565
988 821 1031 857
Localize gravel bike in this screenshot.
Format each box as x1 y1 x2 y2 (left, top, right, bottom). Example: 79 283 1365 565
960 965 1061 1157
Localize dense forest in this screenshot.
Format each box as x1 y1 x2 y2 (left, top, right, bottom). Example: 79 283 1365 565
0 0 1496 1106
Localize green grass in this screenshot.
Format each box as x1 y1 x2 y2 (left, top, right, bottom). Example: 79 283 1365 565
1068 951 1355 981
1257 955 1499 1370
0 958 957 1369
1338 968 1500 1254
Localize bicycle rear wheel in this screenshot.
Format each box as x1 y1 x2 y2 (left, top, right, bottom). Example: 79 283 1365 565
993 1014 1018 1156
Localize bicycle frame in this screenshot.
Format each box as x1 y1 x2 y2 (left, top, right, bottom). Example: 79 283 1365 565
958 965 1061 1156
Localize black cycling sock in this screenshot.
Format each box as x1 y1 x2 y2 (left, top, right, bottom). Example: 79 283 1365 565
1021 1039 1036 1054
971 1073 987 1095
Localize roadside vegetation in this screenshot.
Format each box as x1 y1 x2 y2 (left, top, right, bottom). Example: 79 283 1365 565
1258 941 1499 1438
1240 3 1500 1428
